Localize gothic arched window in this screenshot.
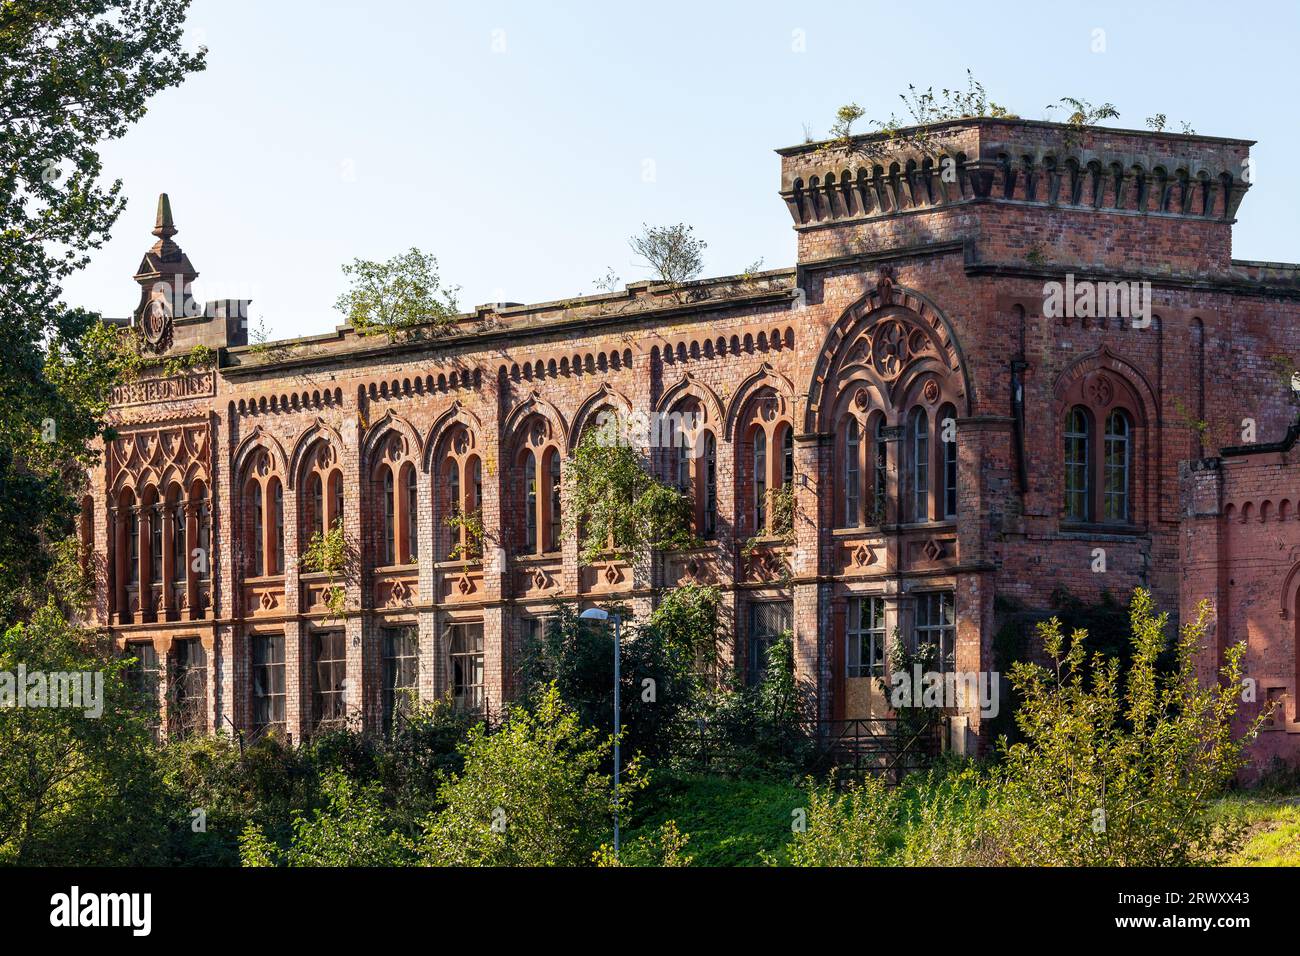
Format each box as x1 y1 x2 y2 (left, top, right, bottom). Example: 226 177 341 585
382 470 396 565
270 478 284 574
701 431 717 538
439 423 480 560
910 407 929 522
301 441 343 551
547 447 562 550
248 480 264 576
844 417 861 526
938 403 958 520
308 472 324 538
524 449 538 553
1064 405 1091 522
1103 409 1131 522
405 465 419 561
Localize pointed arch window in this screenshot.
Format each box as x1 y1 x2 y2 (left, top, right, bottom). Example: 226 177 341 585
171 496 186 584
1064 406 1091 522
701 431 717 539
150 499 163 584
250 481 265 576
271 479 284 573
910 407 929 522
405 466 419 561
782 426 794 485
754 428 767 532
873 417 888 524
1103 409 1130 523
308 473 324 538
330 472 344 528
664 399 718 541
127 508 140 585
547 448 562 551
938 404 958 520
524 449 538 553
844 417 861 527
440 424 481 560
382 470 396 565
197 490 211 580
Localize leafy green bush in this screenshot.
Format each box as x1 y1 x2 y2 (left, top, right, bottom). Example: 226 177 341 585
521 600 699 766
991 589 1263 865
240 772 414 867
418 685 633 866
674 632 813 779
627 771 801 867
159 732 316 865
778 774 901 866
0 606 168 865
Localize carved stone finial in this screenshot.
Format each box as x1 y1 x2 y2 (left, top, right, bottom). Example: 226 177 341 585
877 265 896 306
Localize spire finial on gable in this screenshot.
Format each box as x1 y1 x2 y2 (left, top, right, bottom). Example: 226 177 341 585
153 193 177 241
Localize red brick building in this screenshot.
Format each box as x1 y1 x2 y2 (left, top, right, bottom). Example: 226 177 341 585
84 119 1300 763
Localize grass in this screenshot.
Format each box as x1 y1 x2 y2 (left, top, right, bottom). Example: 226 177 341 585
1210 794 1300 866
626 771 802 866
629 768 1300 866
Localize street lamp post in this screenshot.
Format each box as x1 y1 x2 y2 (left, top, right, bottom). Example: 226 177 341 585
579 605 621 856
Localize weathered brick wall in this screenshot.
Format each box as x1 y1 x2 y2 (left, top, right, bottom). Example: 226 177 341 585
90 119 1300 763
1181 442 1300 776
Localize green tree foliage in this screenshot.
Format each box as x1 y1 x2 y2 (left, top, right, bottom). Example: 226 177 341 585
298 519 354 619
628 222 706 290
522 589 719 765
418 685 633 866
594 819 692 867
334 247 460 342
563 418 695 565
777 774 900 866
992 589 1261 865
158 732 316 866
0 1 204 617
0 606 165 864
159 701 474 865
675 633 812 779
239 772 415 867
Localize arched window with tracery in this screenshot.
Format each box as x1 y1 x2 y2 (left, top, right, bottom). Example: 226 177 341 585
665 396 717 539
837 399 889 529
1103 409 1131 523
240 450 285 578
513 415 562 555
370 432 418 567
736 387 794 537
909 406 929 522
1064 406 1092 521
938 403 958 520
438 423 481 559
166 483 186 587
1059 368 1143 526
301 441 344 548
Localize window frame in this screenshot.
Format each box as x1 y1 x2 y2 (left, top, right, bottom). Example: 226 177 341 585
448 621 485 713
312 629 348 730
251 633 286 736
846 595 886 679
913 591 956 674
381 625 419 733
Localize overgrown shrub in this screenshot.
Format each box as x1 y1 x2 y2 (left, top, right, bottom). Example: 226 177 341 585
418 685 635 866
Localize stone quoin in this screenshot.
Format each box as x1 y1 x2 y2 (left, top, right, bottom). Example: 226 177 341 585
79 118 1300 770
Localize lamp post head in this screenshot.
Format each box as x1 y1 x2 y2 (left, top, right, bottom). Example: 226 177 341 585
579 607 610 622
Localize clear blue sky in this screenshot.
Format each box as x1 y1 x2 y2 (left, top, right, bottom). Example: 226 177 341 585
61 0 1300 340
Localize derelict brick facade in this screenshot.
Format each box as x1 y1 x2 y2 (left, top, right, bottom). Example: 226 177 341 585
83 118 1300 764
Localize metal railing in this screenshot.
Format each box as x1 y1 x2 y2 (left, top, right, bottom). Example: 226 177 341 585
670 713 947 785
